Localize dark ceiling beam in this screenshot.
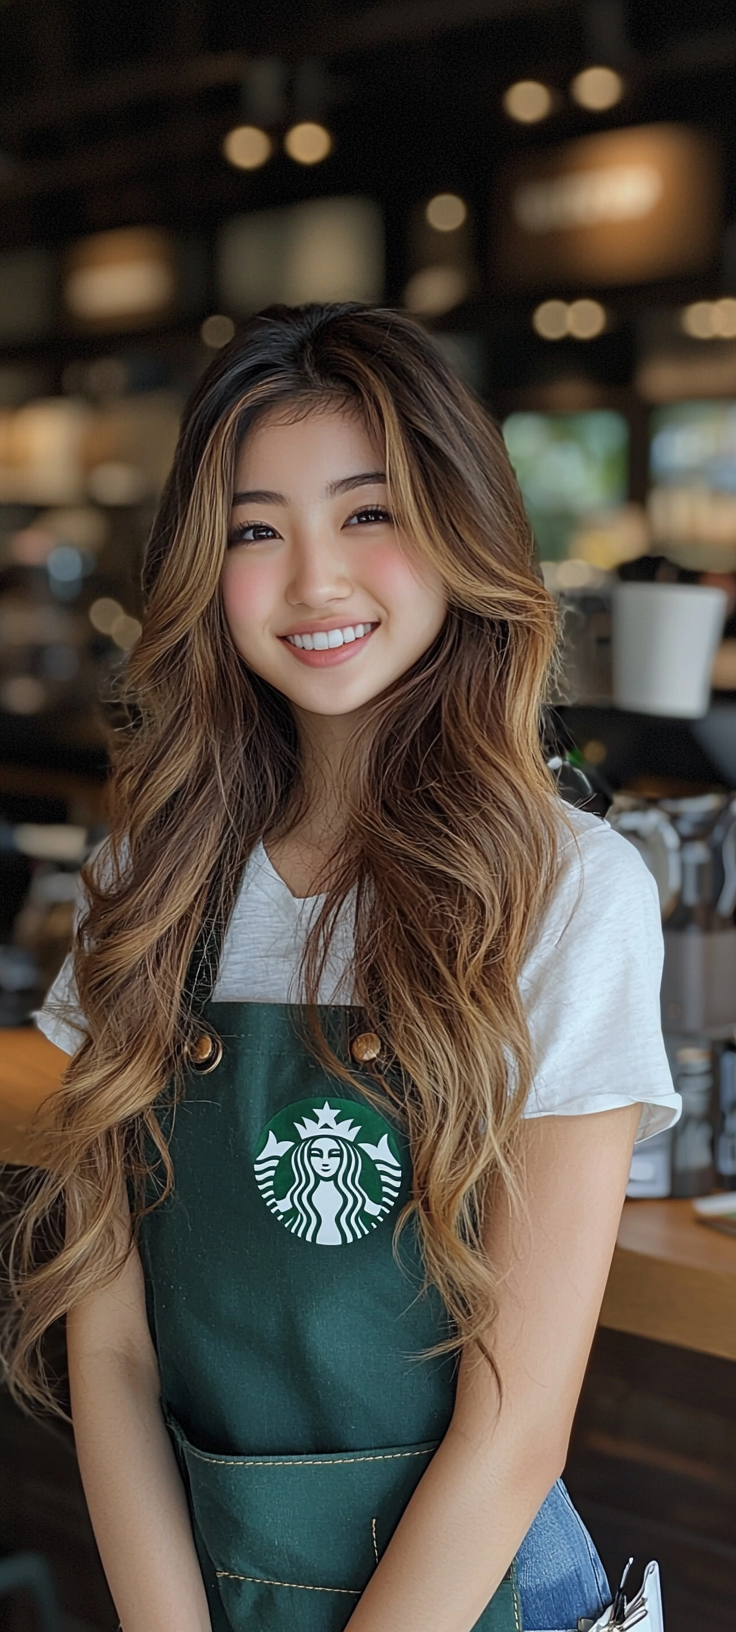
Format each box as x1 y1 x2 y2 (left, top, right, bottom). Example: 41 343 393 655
0 51 248 138
0 112 229 199
304 0 570 51
0 0 572 136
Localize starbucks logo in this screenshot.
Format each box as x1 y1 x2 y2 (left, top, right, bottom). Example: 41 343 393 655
253 1098 403 1246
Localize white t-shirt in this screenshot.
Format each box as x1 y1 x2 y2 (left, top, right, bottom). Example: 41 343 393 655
35 806 680 1143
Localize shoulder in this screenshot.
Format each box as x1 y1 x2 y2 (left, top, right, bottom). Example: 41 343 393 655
535 805 660 955
558 804 656 893
521 805 678 1139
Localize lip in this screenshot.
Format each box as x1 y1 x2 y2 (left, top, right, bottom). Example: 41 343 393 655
280 623 378 667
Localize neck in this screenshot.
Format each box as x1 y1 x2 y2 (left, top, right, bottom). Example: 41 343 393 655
293 704 367 825
265 709 366 897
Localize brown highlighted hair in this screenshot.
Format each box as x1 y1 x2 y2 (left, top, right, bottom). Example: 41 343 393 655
3 303 561 1411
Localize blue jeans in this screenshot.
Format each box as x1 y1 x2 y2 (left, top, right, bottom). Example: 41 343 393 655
516 1480 610 1631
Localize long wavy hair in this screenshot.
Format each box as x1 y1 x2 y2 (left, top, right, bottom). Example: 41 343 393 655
3 301 563 1412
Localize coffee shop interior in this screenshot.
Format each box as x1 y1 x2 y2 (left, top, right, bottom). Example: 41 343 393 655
2 0 736 1627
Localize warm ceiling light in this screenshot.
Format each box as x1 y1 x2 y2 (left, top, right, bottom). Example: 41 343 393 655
681 299 736 340
222 124 272 170
403 265 469 317
89 596 123 634
570 65 624 111
681 301 717 340
502 80 553 124
568 298 606 339
425 193 467 232
713 298 736 339
532 299 569 340
284 121 332 165
111 613 143 652
200 314 235 349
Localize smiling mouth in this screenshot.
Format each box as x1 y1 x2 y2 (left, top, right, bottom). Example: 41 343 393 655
284 621 378 651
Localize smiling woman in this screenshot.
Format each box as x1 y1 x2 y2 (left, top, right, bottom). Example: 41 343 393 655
5 303 677 1632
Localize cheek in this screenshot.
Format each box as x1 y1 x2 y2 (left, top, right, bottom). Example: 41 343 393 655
368 541 444 614
220 558 276 640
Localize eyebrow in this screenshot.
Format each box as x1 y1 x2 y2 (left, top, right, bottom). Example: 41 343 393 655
231 471 387 506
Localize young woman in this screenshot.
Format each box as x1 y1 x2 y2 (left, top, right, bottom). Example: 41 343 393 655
5 303 679 1632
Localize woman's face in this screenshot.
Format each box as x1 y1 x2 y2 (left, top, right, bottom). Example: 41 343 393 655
221 406 447 723
309 1137 341 1178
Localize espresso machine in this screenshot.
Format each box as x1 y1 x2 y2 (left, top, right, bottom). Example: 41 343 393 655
608 793 736 1197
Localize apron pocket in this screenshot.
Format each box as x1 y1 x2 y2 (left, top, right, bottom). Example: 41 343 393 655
166 1412 521 1632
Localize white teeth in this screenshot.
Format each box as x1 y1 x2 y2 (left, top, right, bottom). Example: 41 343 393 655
286 622 376 650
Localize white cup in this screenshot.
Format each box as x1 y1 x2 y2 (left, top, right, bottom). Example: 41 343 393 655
613 582 728 718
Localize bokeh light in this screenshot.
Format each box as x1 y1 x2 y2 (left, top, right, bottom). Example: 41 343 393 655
681 299 736 340
533 299 606 340
403 266 469 317
201 314 236 349
1 677 47 714
284 122 332 165
570 66 624 111
89 597 123 634
568 298 606 339
425 193 467 232
222 125 272 170
110 613 142 651
533 300 569 340
502 80 553 123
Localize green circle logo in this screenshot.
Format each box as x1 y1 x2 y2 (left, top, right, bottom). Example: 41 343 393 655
253 1097 403 1246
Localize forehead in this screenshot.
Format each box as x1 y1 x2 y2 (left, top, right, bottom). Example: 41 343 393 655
233 402 381 486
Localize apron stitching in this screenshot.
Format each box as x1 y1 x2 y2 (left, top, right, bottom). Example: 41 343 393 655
511 1565 522 1632
186 1447 435 1468
371 1517 379 1564
215 1570 360 1597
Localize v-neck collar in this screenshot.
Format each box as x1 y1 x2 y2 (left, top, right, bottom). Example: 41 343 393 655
255 839 325 907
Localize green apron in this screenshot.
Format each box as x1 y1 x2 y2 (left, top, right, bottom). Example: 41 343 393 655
138 999 521 1632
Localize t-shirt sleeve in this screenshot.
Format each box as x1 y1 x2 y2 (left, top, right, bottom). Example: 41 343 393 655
519 816 681 1143
33 835 122 1057
33 950 87 1056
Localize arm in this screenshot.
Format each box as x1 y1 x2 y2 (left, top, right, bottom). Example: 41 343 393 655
345 1103 640 1632
67 1191 212 1632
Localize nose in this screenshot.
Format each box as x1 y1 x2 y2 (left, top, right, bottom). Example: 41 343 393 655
286 526 353 611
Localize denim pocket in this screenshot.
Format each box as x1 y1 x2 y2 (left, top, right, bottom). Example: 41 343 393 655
167 1411 521 1632
516 1479 610 1631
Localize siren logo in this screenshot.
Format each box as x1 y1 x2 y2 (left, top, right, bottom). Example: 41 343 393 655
253 1098 403 1246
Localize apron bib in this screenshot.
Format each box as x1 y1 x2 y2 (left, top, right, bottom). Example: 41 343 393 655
138 1001 522 1632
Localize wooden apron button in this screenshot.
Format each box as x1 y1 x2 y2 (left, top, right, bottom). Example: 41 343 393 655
350 1031 382 1064
189 1033 223 1073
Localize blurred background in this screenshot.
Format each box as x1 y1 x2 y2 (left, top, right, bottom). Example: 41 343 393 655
3 0 736 825
2 2 736 1630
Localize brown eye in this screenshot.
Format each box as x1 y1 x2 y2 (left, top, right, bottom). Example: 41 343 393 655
345 506 392 527
227 521 280 547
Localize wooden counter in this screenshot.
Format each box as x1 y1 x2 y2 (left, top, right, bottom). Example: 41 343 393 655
0 1025 68 1165
600 1193 736 1362
3 1028 736 1361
